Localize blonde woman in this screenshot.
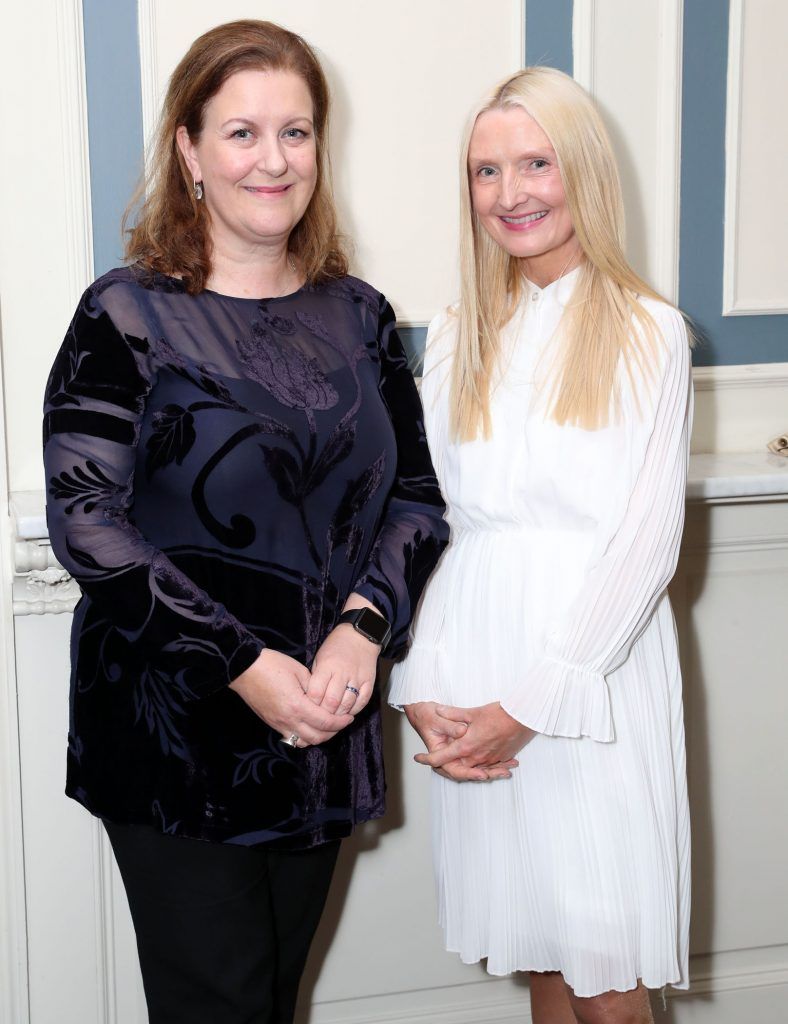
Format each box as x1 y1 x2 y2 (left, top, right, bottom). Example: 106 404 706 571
389 67 692 1024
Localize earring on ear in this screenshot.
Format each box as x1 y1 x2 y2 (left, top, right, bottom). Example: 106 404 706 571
193 180 204 201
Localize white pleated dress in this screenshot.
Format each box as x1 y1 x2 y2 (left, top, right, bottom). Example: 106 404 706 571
388 269 692 997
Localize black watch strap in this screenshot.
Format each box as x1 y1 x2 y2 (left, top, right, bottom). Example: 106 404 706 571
338 607 391 648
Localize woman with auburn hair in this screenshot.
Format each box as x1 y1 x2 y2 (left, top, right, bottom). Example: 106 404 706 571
390 66 692 1024
44 19 447 1024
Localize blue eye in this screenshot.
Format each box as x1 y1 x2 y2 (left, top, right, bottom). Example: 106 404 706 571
231 128 253 140
282 127 308 140
477 166 496 178
530 159 548 170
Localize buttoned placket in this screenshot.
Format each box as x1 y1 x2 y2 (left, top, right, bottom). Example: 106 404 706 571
528 283 544 333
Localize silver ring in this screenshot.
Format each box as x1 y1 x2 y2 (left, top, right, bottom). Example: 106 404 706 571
345 685 360 697
280 733 299 747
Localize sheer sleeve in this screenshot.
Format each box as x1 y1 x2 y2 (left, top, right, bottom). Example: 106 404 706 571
352 298 449 657
500 305 693 742
43 285 265 699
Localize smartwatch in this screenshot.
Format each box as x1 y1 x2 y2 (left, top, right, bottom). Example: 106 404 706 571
338 607 391 648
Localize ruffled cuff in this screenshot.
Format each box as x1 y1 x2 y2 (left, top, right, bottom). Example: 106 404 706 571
387 643 448 710
500 655 614 742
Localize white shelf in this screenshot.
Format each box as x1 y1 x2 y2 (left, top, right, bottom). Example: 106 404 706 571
687 452 788 503
10 490 49 540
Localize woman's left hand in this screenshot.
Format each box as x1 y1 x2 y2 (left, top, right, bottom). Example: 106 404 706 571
308 623 379 717
414 702 536 772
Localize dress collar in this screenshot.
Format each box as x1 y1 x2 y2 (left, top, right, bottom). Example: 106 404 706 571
522 265 582 308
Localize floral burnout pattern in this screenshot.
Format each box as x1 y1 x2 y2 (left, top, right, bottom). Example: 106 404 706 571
43 267 448 848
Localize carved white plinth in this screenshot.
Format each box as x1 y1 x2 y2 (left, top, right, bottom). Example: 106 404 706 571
11 492 75 615
12 571 80 616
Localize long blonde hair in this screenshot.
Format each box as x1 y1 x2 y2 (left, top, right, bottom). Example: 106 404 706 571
451 66 678 440
125 20 348 293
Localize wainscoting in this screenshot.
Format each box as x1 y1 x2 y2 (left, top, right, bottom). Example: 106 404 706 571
5 446 787 1022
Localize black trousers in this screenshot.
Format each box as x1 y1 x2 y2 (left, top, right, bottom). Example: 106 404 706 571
104 821 340 1024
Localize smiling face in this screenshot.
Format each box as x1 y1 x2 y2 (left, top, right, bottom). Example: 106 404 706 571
468 105 581 287
176 68 318 255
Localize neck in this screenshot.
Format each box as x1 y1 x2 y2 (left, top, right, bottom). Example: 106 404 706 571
206 233 300 299
521 244 583 290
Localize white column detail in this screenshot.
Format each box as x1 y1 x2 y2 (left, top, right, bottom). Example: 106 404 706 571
572 0 597 92
723 0 788 315
653 0 683 302
572 0 683 298
56 0 94 294
137 0 160 155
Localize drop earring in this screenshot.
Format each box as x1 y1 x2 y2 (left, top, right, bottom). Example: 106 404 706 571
193 180 204 201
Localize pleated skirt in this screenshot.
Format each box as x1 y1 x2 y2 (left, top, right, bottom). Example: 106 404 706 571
396 529 691 997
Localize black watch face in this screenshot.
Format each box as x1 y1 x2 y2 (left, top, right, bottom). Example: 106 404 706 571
356 608 389 644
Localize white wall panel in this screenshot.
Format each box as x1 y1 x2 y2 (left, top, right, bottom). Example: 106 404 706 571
0 0 93 494
15 613 105 1023
691 362 788 454
723 0 788 315
0 338 26 1024
142 0 524 324
14 604 148 1024
676 503 788 955
573 0 683 300
664 500 788 1024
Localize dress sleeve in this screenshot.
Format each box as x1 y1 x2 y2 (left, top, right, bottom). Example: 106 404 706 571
352 298 450 657
500 305 693 742
43 286 265 699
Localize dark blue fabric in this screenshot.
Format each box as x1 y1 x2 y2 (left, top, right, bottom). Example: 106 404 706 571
44 267 448 848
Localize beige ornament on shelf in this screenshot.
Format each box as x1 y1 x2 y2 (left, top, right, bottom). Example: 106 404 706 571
767 434 788 456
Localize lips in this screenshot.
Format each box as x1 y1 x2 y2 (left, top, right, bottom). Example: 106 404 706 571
243 185 292 195
501 210 548 226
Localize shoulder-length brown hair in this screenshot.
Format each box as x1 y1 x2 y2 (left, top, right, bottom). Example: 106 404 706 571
125 19 348 293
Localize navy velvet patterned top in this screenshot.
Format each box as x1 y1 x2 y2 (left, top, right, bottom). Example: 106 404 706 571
43 267 448 848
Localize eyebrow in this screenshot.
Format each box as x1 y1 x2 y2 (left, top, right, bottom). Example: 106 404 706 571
219 115 314 129
469 150 553 164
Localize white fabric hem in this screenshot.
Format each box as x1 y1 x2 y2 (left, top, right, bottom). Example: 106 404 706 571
446 944 687 997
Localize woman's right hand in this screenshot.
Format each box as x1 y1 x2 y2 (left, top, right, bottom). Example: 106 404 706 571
230 650 354 747
404 701 519 782
404 701 467 754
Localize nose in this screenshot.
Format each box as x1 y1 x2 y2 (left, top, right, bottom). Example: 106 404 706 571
256 133 288 178
499 168 527 210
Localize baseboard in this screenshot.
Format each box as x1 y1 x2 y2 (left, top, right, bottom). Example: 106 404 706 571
306 954 788 1024
306 980 531 1024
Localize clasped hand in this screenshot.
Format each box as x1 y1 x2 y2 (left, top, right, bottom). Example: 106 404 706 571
405 701 535 782
229 622 379 748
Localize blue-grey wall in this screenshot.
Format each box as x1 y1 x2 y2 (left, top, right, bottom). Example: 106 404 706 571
83 0 144 276
679 0 787 365
81 0 786 366
526 0 573 75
